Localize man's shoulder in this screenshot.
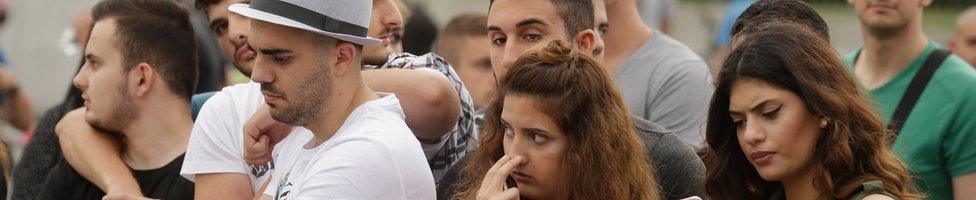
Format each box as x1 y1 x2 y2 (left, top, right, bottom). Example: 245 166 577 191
626 33 708 76
197 82 263 120
929 55 976 101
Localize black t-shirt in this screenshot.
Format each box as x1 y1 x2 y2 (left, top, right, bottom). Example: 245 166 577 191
37 154 194 200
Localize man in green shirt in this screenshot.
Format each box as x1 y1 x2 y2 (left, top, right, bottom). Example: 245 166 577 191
845 0 976 199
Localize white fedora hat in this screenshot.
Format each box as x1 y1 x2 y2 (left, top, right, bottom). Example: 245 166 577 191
229 0 381 46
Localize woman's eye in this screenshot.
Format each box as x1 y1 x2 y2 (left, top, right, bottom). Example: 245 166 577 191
531 133 548 144
732 120 745 129
502 123 514 137
762 105 783 119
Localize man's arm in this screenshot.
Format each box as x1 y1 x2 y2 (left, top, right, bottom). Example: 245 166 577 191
0 67 34 131
55 108 142 196
196 173 254 200
363 69 460 143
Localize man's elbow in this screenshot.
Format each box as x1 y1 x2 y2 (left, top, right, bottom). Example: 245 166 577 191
412 74 461 141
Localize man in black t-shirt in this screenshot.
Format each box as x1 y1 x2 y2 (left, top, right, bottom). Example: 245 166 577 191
39 156 193 199
34 0 199 199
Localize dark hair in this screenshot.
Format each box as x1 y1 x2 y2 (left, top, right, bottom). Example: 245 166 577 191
730 0 830 43
194 0 222 10
455 40 660 200
489 0 594 40
91 0 198 100
435 13 488 64
704 22 921 199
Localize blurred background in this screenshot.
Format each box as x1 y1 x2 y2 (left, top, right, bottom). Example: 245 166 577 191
0 0 972 162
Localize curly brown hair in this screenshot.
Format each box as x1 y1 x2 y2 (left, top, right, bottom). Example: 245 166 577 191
704 22 923 199
453 40 660 200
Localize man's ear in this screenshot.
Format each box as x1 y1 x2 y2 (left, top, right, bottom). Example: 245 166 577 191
131 62 156 98
332 42 358 77
573 29 598 55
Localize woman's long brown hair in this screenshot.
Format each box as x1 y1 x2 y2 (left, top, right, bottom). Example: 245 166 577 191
454 40 660 200
703 22 922 199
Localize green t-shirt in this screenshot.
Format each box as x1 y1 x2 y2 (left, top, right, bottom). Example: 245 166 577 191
843 41 976 200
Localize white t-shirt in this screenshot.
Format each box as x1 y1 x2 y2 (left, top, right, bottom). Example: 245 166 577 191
180 82 313 191
263 94 435 200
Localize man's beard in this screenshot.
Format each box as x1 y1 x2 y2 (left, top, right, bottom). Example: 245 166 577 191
362 47 392 66
266 61 334 126
87 82 136 132
859 11 912 39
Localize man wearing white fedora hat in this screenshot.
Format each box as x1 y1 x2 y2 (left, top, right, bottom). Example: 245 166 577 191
53 0 472 199
230 0 434 199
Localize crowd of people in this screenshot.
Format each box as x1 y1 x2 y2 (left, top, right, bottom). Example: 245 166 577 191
0 0 971 199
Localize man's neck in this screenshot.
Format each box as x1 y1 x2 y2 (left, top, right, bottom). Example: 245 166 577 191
121 101 192 170
305 80 379 147
603 0 654 73
854 21 929 90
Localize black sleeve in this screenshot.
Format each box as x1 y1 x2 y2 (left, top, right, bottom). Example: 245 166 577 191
12 107 68 200
648 132 707 200
35 159 74 200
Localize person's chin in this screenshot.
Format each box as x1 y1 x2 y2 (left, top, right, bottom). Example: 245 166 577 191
235 60 255 76
514 184 544 200
755 168 784 182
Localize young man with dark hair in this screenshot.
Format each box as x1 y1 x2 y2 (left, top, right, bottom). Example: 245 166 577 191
435 13 493 110
35 0 199 199
950 5 976 67
729 0 830 46
845 0 976 198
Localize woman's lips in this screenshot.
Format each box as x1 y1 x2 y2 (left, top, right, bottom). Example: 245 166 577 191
751 151 775 166
512 171 534 183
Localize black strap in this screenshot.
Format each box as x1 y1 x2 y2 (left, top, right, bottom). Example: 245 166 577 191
886 49 952 139
250 0 369 38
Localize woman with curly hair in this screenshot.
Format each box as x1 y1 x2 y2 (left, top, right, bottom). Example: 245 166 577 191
454 39 661 200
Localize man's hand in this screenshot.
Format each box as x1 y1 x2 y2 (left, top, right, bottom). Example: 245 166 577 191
243 105 293 165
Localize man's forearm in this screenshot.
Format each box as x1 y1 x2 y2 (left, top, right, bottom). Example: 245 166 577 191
195 173 255 200
57 109 142 196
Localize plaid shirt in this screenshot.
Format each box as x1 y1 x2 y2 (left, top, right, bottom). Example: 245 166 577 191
364 53 477 183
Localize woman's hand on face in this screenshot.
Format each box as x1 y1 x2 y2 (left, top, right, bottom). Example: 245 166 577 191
476 155 524 200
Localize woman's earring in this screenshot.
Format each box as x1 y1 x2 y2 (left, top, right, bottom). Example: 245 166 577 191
820 120 828 128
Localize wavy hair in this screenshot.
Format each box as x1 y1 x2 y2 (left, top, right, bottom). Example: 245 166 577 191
454 40 659 200
703 22 922 199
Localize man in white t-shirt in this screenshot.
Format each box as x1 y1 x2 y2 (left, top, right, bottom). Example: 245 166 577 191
219 0 433 199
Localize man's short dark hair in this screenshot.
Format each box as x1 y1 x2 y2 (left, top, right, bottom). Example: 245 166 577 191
435 13 488 63
730 0 830 41
490 0 594 40
92 0 198 100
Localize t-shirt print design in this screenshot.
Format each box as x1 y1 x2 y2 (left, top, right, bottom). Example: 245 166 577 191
274 172 295 200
